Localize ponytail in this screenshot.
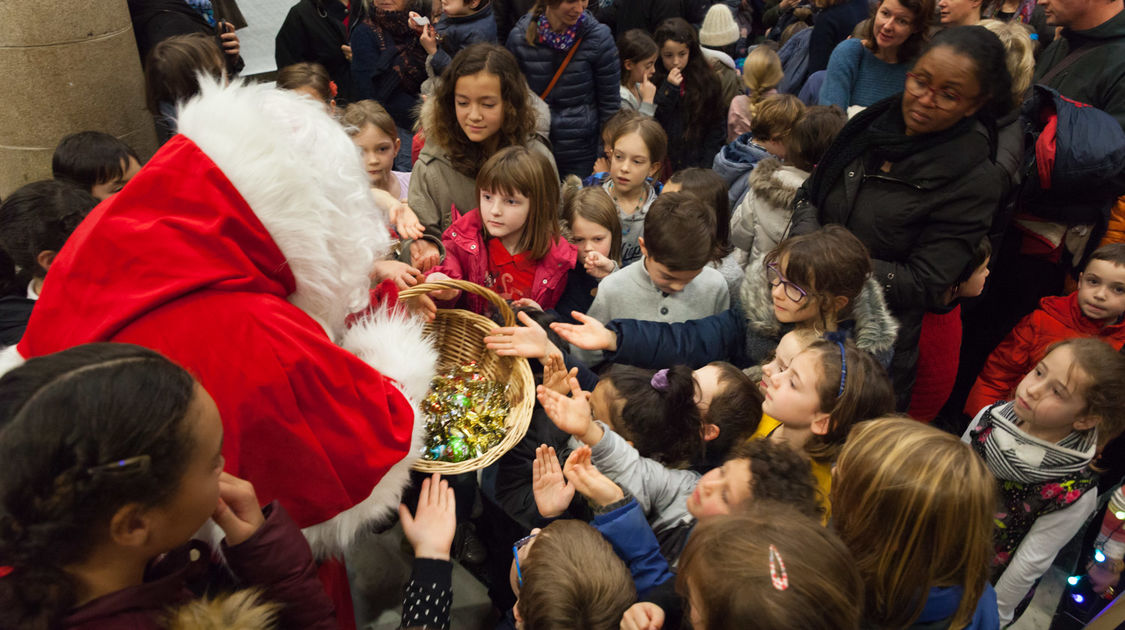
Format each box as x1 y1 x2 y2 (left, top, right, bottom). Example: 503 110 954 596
603 365 704 467
0 344 198 627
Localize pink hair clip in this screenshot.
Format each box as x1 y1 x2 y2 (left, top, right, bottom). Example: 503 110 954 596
769 544 789 591
329 81 339 99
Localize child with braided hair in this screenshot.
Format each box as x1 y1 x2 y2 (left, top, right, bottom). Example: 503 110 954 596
0 343 336 629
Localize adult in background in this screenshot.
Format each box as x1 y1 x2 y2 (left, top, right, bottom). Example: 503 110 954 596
939 0 1125 426
938 0 986 27
128 0 244 75
276 0 352 104
807 0 870 75
790 26 1011 409
819 0 934 112
508 0 620 177
593 0 683 37
407 44 555 269
351 0 429 170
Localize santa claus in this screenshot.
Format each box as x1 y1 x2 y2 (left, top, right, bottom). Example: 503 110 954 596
0 78 437 625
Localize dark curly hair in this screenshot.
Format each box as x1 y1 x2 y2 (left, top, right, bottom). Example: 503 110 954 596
0 343 197 629
728 439 822 520
429 43 539 178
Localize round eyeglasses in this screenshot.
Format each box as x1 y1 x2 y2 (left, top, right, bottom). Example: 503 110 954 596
766 262 808 303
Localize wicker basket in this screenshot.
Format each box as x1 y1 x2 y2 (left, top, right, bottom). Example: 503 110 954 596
400 279 535 474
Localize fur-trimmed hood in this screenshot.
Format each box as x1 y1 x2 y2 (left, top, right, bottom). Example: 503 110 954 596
739 255 899 357
730 158 810 261
747 158 808 212
167 589 282 630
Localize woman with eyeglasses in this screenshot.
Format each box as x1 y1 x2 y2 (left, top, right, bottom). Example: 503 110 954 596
790 26 1013 410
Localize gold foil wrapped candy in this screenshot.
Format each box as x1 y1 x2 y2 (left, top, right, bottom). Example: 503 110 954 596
422 362 510 462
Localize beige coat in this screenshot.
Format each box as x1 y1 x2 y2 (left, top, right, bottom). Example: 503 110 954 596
408 94 555 242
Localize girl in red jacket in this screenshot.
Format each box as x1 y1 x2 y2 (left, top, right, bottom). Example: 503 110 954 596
0 343 335 629
427 145 577 314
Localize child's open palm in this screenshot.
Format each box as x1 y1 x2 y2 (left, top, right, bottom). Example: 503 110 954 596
484 310 553 358
542 354 576 395
536 375 599 443
550 312 617 351
398 473 456 560
532 444 574 518
563 446 624 508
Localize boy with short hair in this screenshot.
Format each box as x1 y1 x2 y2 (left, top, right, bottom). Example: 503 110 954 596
513 519 636 630
965 243 1125 414
585 192 730 326
52 131 143 200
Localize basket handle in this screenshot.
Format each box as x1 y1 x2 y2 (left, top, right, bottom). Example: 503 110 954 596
399 279 516 327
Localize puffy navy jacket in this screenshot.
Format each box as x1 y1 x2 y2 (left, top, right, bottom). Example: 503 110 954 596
507 12 621 177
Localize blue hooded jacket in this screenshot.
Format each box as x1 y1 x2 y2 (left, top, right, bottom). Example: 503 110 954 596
712 132 774 208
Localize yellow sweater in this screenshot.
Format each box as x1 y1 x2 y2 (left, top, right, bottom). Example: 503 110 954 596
751 415 833 521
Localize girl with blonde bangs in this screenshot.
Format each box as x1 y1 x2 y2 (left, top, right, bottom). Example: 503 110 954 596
832 418 998 630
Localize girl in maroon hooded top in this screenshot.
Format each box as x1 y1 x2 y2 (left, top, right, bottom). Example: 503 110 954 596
0 343 336 629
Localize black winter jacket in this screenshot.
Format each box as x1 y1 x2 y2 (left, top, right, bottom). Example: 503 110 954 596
594 0 681 36
507 12 621 177
791 122 1005 406
275 0 352 103
1035 8 1125 132
127 0 244 75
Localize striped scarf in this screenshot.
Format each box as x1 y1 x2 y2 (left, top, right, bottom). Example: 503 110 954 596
971 402 1096 484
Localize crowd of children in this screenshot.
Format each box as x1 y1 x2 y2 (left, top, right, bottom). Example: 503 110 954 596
3 0 1125 628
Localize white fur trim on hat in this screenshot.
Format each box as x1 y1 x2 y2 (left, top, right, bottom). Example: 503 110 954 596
700 4 740 47
177 77 391 343
0 345 26 377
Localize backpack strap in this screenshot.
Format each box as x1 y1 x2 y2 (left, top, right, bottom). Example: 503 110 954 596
1038 42 1097 85
540 38 583 101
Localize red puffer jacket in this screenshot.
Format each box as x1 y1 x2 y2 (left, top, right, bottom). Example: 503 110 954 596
428 205 576 315
965 292 1125 414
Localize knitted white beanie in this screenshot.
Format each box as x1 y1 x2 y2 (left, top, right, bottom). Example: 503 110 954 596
699 5 739 47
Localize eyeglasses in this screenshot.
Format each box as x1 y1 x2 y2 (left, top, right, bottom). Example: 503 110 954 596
766 262 807 303
904 72 976 111
512 533 537 587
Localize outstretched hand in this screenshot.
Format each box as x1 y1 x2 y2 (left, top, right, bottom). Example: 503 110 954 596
536 374 603 445
542 354 576 395
390 203 426 241
550 312 617 351
398 473 456 560
532 444 574 518
484 310 553 358
563 446 624 508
